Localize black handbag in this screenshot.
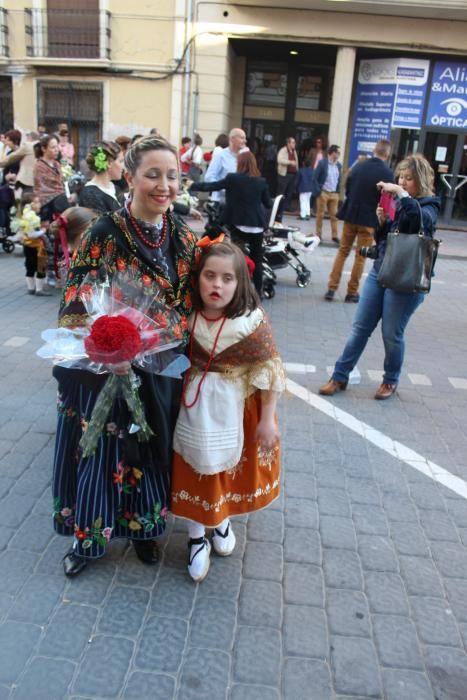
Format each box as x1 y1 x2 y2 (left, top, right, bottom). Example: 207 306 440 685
377 199 440 294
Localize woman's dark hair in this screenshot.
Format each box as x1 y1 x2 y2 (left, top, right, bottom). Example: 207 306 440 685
4 129 22 146
34 134 58 158
49 206 96 245
86 140 121 173
130 133 144 145
114 135 131 152
124 135 178 175
193 134 203 147
181 136 192 146
215 133 229 149
192 241 259 318
237 151 261 177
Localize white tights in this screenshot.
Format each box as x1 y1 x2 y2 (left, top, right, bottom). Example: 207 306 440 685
187 518 229 540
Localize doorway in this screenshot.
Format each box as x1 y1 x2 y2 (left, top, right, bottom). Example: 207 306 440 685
420 130 467 225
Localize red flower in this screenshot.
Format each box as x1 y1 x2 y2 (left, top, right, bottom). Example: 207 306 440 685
75 530 86 541
124 511 133 520
65 285 77 305
116 258 126 272
153 313 168 328
85 315 142 364
142 274 152 287
128 475 137 486
90 244 101 259
173 323 183 340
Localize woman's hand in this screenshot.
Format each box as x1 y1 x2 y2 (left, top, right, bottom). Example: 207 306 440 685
189 207 203 220
255 417 280 450
110 361 131 376
376 205 386 227
377 181 404 196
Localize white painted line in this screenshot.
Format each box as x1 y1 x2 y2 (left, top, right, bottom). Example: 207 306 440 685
431 280 445 284
3 336 30 347
448 377 467 390
286 378 467 500
408 373 432 386
367 369 382 381
284 362 316 374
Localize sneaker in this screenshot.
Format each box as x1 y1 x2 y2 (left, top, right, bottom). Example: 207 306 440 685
374 383 397 400
324 289 335 301
188 536 211 582
319 378 347 396
345 293 360 303
212 521 236 556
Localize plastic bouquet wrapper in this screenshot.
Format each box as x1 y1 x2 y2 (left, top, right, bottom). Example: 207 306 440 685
37 272 190 456
10 204 42 243
175 183 199 210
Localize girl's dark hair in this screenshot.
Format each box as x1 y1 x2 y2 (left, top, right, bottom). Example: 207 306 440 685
34 134 58 158
181 136 191 145
86 140 121 173
192 241 259 318
124 135 178 175
237 151 261 177
215 133 229 149
48 206 96 244
4 129 22 146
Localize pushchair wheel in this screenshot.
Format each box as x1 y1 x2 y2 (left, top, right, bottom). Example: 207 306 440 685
2 239 15 254
296 271 311 288
263 283 275 299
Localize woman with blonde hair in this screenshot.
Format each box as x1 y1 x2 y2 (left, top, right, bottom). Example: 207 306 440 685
320 153 440 401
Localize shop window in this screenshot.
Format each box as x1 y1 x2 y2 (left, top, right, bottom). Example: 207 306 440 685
246 62 287 107
296 75 321 110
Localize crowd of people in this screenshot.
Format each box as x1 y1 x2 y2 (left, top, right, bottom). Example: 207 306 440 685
0 122 440 582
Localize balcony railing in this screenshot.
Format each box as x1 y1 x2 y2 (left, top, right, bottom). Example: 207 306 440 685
0 8 9 58
25 8 111 61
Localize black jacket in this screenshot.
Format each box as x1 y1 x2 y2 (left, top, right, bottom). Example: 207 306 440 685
311 158 342 197
338 157 394 228
192 173 273 229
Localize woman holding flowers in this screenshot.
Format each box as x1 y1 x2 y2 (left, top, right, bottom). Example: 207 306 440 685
79 140 125 215
54 135 198 576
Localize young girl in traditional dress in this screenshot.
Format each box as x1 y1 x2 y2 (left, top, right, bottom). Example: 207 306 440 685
171 240 285 581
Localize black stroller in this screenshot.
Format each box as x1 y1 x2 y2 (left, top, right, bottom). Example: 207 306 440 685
0 184 16 253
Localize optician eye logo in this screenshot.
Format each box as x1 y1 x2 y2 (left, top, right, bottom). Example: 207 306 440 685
440 97 467 117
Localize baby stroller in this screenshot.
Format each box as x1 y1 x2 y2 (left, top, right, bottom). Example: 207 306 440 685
0 184 16 253
262 195 319 298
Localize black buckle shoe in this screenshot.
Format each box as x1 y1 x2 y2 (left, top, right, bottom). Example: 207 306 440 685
133 539 159 564
63 549 87 577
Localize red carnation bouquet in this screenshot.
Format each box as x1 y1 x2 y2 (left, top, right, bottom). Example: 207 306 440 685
37 272 190 457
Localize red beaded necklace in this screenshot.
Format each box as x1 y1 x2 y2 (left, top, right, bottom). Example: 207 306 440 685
127 202 167 249
199 309 225 323
181 311 227 409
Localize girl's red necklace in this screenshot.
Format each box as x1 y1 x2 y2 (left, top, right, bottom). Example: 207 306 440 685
181 311 227 409
199 309 224 322
127 202 167 249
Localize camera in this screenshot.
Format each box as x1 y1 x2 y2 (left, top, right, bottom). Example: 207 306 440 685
359 245 378 259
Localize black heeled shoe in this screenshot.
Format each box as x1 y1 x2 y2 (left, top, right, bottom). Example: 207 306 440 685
63 549 87 577
132 539 159 564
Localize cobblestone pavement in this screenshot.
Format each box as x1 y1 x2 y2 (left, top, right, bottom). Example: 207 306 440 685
1 234 467 700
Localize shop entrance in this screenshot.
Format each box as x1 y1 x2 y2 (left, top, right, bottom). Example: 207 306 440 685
420 130 467 225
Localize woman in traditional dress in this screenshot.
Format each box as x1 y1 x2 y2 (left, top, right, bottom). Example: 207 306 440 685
33 134 67 222
54 135 198 576
79 140 125 215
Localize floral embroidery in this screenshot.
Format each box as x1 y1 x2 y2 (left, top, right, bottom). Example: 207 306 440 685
172 479 280 513
53 498 75 528
74 517 112 549
257 444 279 470
113 461 143 494
117 502 168 533
57 394 78 419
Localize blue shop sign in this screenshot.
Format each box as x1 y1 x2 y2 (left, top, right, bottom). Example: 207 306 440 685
426 62 467 130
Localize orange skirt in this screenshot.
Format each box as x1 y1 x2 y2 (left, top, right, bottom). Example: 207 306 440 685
171 392 280 527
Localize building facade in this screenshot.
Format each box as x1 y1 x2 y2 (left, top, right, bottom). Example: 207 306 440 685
1 0 467 223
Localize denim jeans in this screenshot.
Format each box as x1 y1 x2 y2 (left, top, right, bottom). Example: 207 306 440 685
332 267 425 385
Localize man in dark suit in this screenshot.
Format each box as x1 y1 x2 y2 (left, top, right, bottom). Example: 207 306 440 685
312 145 342 243
324 140 393 303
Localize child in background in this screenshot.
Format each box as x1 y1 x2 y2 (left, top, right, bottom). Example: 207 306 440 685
296 157 314 220
48 207 96 286
11 193 51 296
171 240 285 582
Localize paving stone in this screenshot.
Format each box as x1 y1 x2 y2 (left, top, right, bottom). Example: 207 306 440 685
116 547 160 587
122 672 175 700
0 686 9 700
364 572 409 615
285 449 314 473
389 522 429 557
34 535 71 574
284 527 321 565
318 487 351 517
234 627 281 686
238 580 282 629
431 541 467 578
8 574 64 624
73 634 134 697
322 548 363 590
136 615 187 673
14 431 51 455
179 646 230 699
0 494 36 528
284 563 324 607
64 561 116 604
150 568 196 618
283 605 328 658
347 478 381 505
424 645 467 700
0 526 14 551
282 658 332 700
372 614 423 670
0 550 39 595
197 556 243 600
98 586 149 637
399 555 445 597
409 483 447 510
419 510 460 542
315 463 346 485
352 504 389 536
285 497 318 528
38 603 98 659
410 596 461 646
446 498 467 527
9 466 51 499
163 532 189 571
327 589 371 637
320 516 357 550
230 685 280 700
11 656 75 700
284 471 316 499
330 636 381 697
382 493 418 522
8 514 54 553
247 509 284 543
444 578 467 622
358 535 398 572
243 542 283 582
382 668 435 700
0 621 41 683
189 596 236 651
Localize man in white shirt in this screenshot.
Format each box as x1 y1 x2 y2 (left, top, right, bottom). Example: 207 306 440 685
204 128 246 203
